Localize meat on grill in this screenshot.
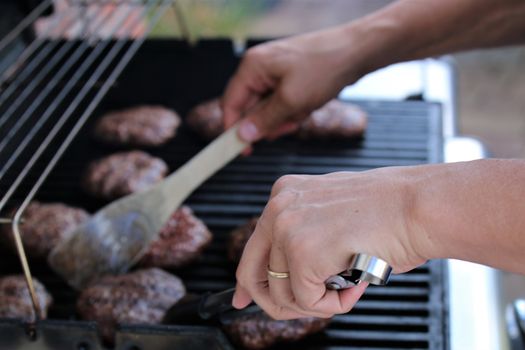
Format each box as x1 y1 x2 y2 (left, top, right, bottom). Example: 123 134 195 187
186 98 224 140
138 206 212 268
83 150 168 199
223 310 331 349
1 201 89 259
0 275 53 321
297 99 368 139
94 105 181 147
186 98 367 140
77 268 185 343
227 217 258 263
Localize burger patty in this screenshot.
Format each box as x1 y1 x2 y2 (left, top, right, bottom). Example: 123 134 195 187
1 201 89 259
186 98 224 140
77 268 185 343
223 310 331 349
83 150 168 199
94 105 181 147
297 99 368 139
0 275 53 321
138 206 212 268
187 98 367 140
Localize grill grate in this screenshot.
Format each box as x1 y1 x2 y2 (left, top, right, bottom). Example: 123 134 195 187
1 40 446 349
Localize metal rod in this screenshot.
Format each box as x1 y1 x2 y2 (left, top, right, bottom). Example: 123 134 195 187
0 218 24 224
0 0 164 213
171 1 194 45
0 5 132 183
0 0 53 54
10 218 42 321
0 4 116 126
0 14 81 113
0 13 76 84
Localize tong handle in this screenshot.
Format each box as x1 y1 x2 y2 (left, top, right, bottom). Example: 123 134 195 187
325 253 392 290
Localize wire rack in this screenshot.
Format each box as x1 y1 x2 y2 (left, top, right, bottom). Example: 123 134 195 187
0 0 178 322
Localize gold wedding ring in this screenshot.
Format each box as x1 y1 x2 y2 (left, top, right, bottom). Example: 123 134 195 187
267 267 290 279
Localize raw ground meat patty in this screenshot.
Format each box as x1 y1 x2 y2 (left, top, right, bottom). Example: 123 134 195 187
227 217 258 263
138 206 212 268
83 150 168 199
186 98 224 140
0 275 53 321
94 105 181 146
1 201 89 259
223 310 331 349
297 99 368 139
77 268 185 342
187 98 367 140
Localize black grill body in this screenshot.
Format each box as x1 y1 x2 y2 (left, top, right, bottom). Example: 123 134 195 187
0 40 447 350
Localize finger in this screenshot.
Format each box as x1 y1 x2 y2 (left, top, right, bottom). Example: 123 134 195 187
267 242 294 307
237 91 297 143
267 121 300 140
221 89 260 129
235 224 271 301
232 283 252 309
266 242 331 318
235 224 310 319
289 263 369 315
222 54 274 130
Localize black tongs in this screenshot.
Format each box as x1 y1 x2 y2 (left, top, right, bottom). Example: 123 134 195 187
163 288 246 325
164 253 392 324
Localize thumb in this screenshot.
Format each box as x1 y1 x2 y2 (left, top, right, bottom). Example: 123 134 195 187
237 92 295 143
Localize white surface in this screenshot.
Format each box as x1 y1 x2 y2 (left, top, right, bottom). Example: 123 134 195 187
340 61 424 101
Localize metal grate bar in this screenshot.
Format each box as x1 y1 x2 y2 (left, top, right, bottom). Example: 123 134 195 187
0 5 140 184
0 10 81 86
0 0 53 54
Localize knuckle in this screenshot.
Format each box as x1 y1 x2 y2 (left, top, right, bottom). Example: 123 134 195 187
272 175 298 194
266 191 295 216
244 46 267 63
273 209 302 241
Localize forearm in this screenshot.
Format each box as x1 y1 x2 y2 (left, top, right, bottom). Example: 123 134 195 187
415 159 525 274
340 0 525 77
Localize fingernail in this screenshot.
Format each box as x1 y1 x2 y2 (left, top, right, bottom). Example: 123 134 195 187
232 291 241 308
239 121 259 142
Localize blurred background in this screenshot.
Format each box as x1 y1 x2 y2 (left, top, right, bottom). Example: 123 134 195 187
35 0 525 299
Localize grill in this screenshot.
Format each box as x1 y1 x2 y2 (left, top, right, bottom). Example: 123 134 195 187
0 2 448 350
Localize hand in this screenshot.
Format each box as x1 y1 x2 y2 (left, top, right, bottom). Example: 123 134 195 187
232 168 432 320
222 25 364 143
